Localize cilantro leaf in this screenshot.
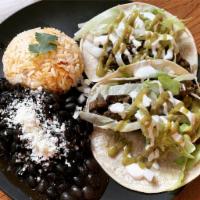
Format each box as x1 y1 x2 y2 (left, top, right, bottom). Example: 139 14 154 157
29 32 58 54
29 43 57 54
158 73 181 95
35 32 58 44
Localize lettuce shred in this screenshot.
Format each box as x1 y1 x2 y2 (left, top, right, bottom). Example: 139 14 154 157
74 7 120 40
158 74 180 95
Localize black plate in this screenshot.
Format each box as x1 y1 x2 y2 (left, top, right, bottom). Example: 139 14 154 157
0 1 199 200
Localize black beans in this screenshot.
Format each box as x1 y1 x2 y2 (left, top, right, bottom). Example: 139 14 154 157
70 185 82 199
0 121 6 129
47 186 57 198
47 172 56 181
85 159 99 173
27 176 37 188
83 186 96 200
56 164 65 174
57 183 68 193
78 165 88 177
87 174 100 188
65 102 76 111
60 192 74 200
37 180 48 193
0 79 108 200
28 163 36 174
73 175 84 187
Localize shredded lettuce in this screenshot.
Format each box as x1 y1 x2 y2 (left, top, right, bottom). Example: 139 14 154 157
79 112 114 126
174 74 196 82
79 111 141 132
183 135 196 155
173 145 200 190
179 124 192 133
151 8 165 15
74 7 121 40
162 16 185 32
158 74 180 95
187 145 200 169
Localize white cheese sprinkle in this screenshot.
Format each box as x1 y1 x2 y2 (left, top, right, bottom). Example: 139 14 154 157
126 163 155 182
129 90 138 99
135 110 144 121
142 95 152 107
3 91 68 165
135 66 158 78
164 48 173 60
152 162 160 170
109 103 124 113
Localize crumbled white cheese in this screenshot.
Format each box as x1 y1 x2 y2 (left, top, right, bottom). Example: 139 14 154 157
126 163 155 182
164 48 173 60
135 110 144 120
129 90 138 99
152 162 160 170
152 115 168 125
142 95 152 107
135 66 158 78
109 103 124 113
4 91 68 165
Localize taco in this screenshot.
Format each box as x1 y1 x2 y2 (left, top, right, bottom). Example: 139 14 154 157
75 2 198 82
80 60 200 193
